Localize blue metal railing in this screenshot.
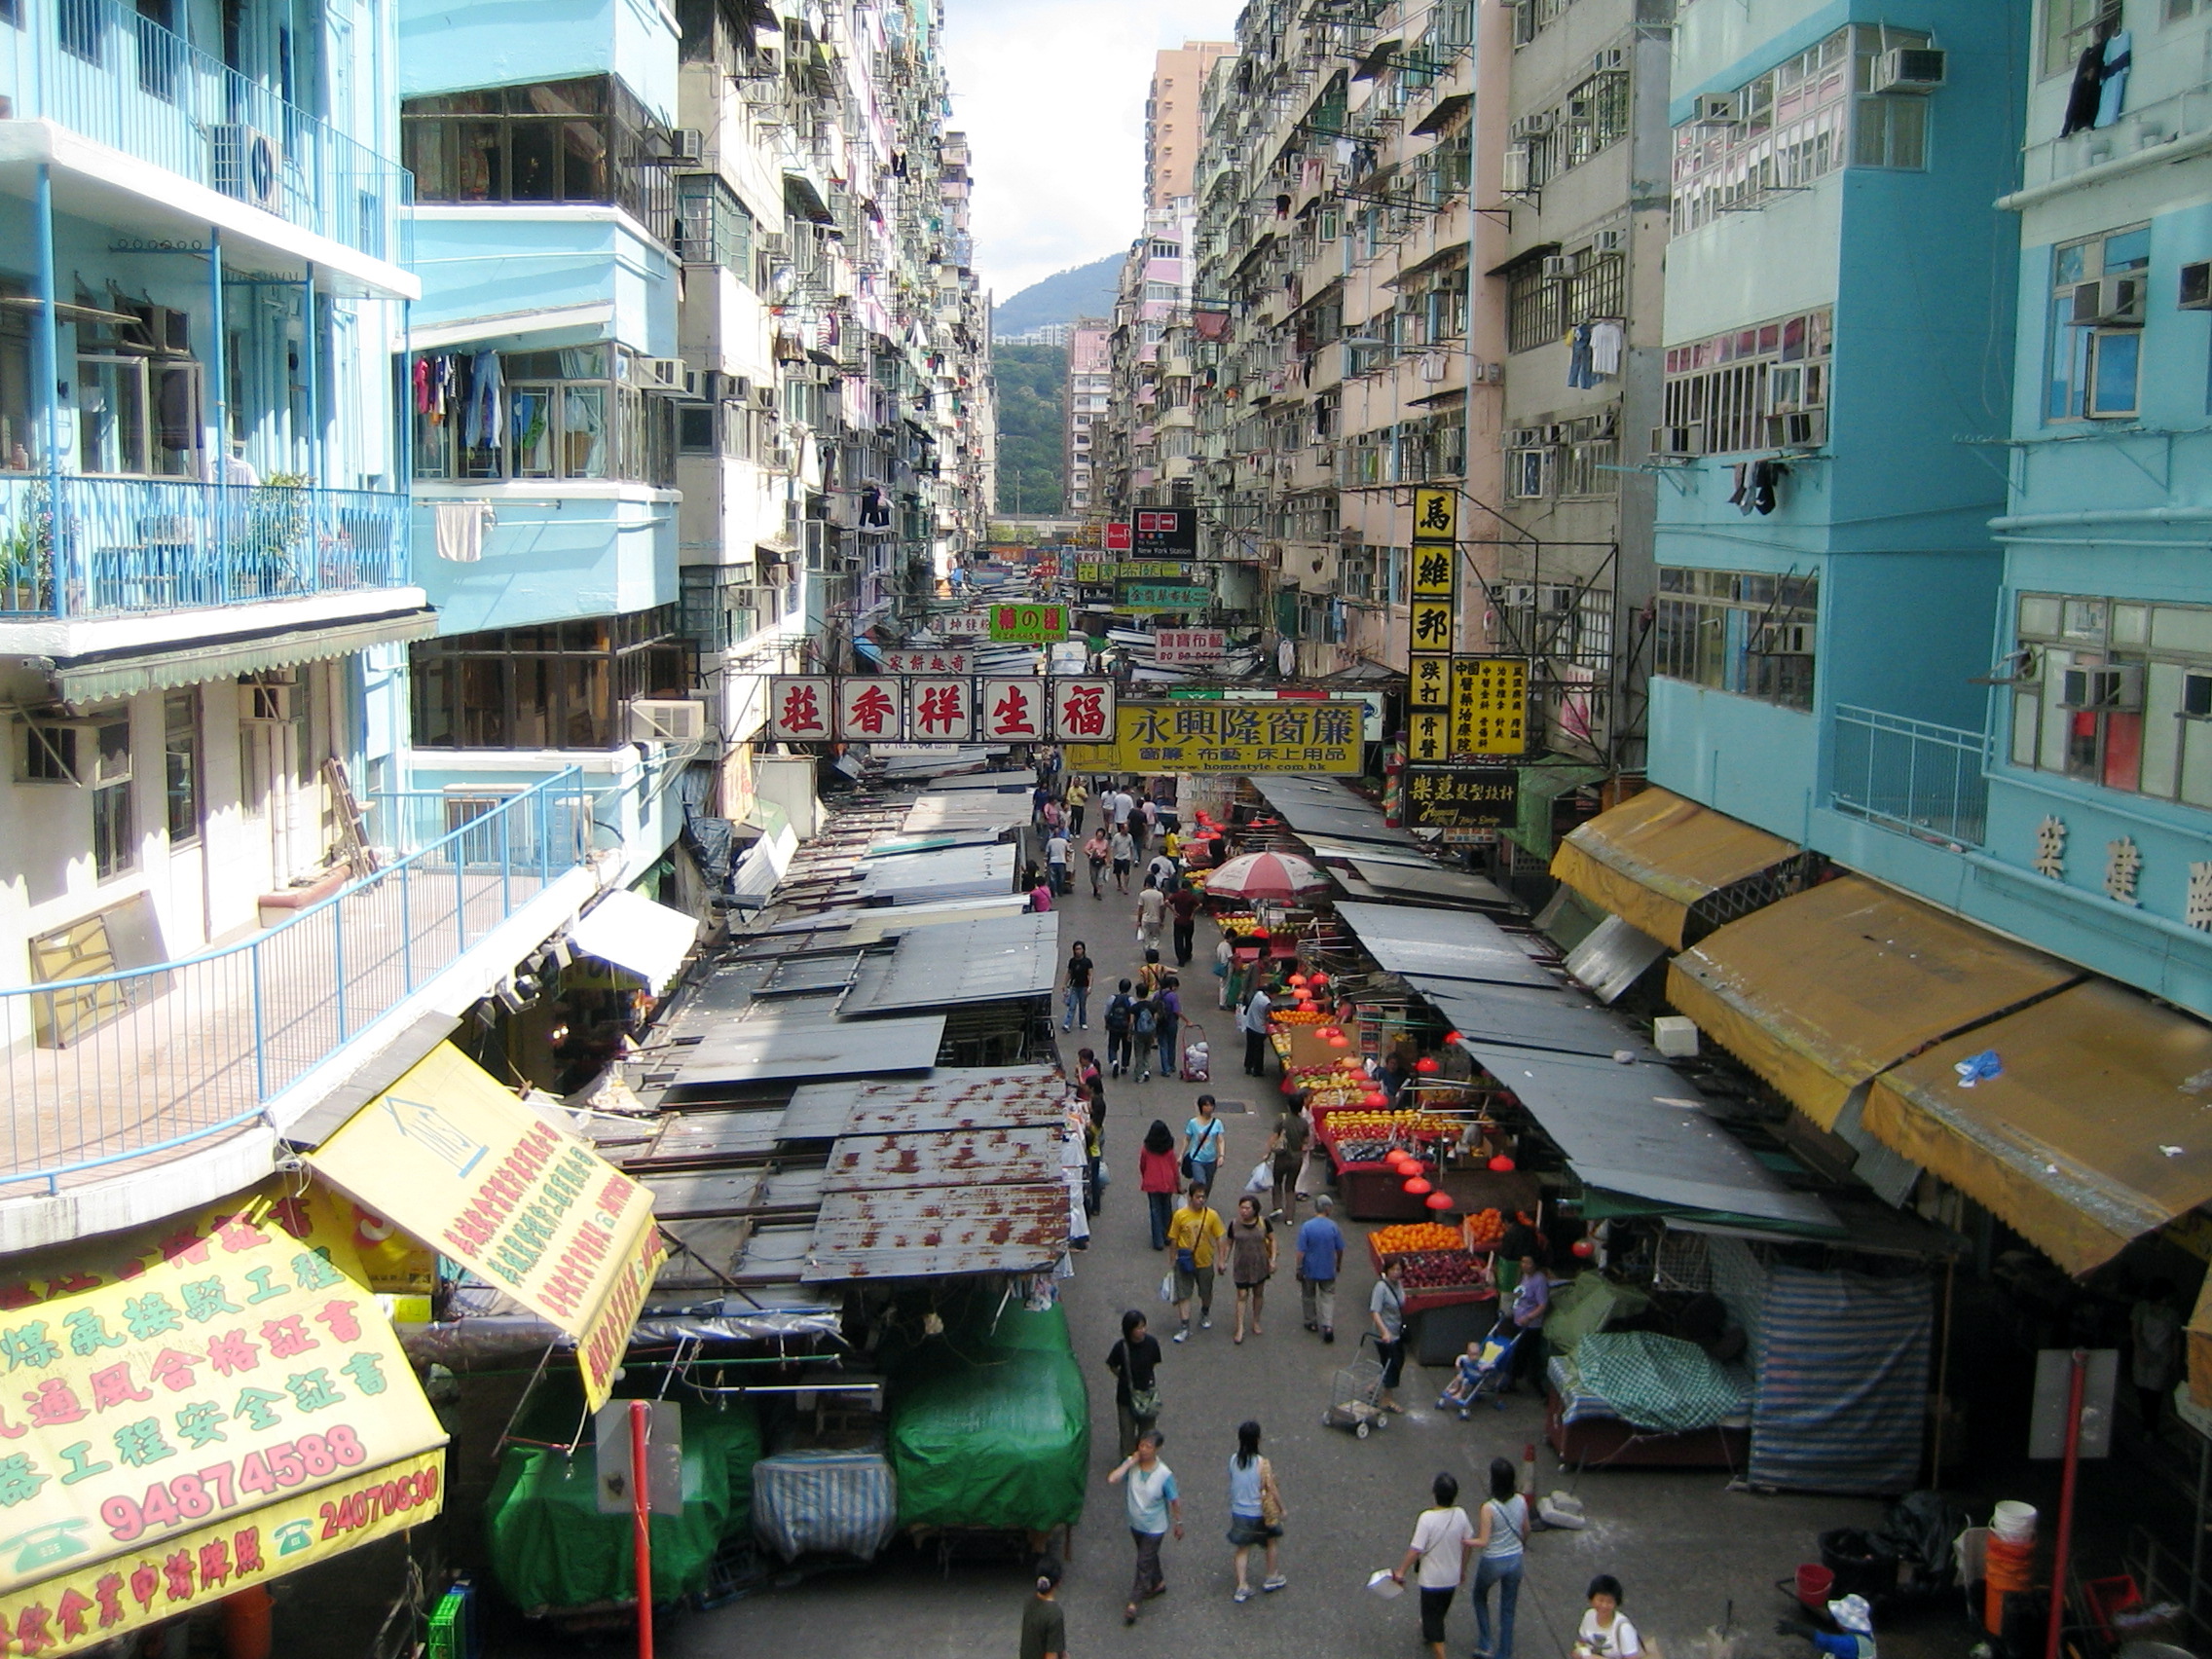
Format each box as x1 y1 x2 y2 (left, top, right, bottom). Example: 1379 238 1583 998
2 0 408 262
0 768 592 1192
0 475 409 617
1830 705 1992 847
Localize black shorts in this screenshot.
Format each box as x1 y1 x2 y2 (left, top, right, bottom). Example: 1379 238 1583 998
1419 1586 1456 1643
1114 859 1131 873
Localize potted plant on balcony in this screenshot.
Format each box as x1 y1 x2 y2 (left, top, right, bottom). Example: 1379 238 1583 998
0 481 56 612
240 470 313 596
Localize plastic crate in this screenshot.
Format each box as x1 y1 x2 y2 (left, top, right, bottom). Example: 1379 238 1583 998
426 1585 475 1659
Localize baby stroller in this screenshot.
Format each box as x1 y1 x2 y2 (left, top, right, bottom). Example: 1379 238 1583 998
1436 1318 1523 1419
1179 1020 1210 1083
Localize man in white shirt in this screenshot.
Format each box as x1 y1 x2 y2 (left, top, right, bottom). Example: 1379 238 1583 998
1046 830 1071 895
1240 982 1273 1078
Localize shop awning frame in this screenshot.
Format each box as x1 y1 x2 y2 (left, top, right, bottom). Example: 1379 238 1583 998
1550 785 1811 949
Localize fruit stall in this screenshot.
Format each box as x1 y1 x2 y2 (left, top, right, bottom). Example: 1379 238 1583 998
1368 1218 1504 1365
1312 1105 1462 1221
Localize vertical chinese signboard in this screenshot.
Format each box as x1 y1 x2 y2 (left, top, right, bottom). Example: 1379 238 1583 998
1406 488 1458 766
1401 488 1526 830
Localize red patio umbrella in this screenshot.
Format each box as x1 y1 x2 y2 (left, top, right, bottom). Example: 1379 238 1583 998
1205 850 1332 903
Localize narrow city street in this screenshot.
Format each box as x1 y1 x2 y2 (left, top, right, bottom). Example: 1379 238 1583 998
663 818 1918 1659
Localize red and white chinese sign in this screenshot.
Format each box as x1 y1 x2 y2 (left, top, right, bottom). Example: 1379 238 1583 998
1154 628 1226 667
1104 521 1133 552
981 678 1045 741
835 678 903 740
908 678 974 741
1051 679 1116 741
767 676 832 740
878 649 973 675
940 612 990 640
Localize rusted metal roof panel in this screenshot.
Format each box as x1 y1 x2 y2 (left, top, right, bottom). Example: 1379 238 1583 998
821 1125 1061 1193
800 1184 1068 1282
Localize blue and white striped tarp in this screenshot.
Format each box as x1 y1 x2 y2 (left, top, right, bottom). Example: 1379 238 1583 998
1749 1265 1932 1495
753 1449 899 1562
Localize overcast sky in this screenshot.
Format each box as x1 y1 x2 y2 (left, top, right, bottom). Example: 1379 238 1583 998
940 0 1242 301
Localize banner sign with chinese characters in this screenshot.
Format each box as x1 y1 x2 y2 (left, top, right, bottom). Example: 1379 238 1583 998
939 611 991 640
1132 508 1197 554
1061 700 1363 774
1119 584 1210 612
1154 628 1226 666
1119 561 1194 580
875 650 972 675
1450 656 1528 756
1404 764 1521 830
0 1449 444 1657
768 678 1113 744
0 1183 446 1620
1072 561 1113 584
985 603 1067 644
304 1043 662 1414
1407 487 1457 723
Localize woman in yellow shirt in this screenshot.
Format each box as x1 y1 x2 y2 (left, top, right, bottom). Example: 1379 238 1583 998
1167 1182 1228 1342
1064 778 1089 835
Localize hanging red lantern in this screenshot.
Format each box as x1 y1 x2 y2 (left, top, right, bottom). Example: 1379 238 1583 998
1309 972 1328 987
1425 1191 1456 1212
1415 1055 1441 1074
1488 1154 1516 1173
1327 1034 1350 1049
1570 1237 1597 1259
1288 973 1309 987
1362 1090 1387 1107
1402 1177 1432 1196
1445 1030 1462 1044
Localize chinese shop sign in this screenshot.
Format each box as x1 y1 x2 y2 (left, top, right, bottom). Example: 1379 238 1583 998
1061 700 1363 774
0 1184 446 1648
1154 628 1226 666
1404 765 1521 830
767 679 1113 744
305 1043 662 1413
986 603 1068 644
1118 584 1210 612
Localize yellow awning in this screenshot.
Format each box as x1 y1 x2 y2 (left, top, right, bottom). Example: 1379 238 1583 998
1668 875 2080 1129
1549 786 1801 949
1863 980 2212 1275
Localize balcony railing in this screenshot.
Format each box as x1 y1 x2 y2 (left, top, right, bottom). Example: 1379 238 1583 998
0 768 592 1193
1830 705 1991 848
4 0 408 262
0 475 408 617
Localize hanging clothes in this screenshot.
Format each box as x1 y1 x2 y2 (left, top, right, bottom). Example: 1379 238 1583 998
2061 38 2106 136
412 357 432 414
1749 460 1788 515
1566 321 1597 389
433 499 494 562
2095 29 2131 128
1729 463 1751 514
465 350 503 450
1589 318 1625 378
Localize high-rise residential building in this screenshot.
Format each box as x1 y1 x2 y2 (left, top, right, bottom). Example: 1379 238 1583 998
1067 320 1112 511
1146 41 1235 209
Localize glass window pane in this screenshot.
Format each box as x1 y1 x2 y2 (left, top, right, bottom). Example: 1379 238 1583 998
459 658 509 746
2039 654 2073 771
2143 661 2183 796
2104 226 2151 271
2011 689 2040 766
509 656 553 749
562 387 608 477
2182 719 2212 807
562 656 609 746
563 121 608 199
2155 606 2212 652
403 121 450 200
456 122 502 199
2018 593 2063 637
512 388 555 476
1888 95 1925 167
510 121 559 200
2090 331 2140 414
2055 242 2087 287
2112 602 2149 645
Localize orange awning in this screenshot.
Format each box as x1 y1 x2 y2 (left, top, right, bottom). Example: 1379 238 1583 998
1549 786 1803 949
1668 875 2080 1129
1863 980 2212 1275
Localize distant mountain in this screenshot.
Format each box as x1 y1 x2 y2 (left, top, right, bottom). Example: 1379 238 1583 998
993 344 1067 515
993 253 1123 337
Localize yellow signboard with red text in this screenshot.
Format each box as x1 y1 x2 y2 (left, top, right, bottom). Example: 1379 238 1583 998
305 1043 662 1413
0 1186 447 1653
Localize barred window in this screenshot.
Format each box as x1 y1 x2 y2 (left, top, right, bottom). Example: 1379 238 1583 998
1662 308 1831 456
1566 251 1625 324
1654 569 1818 709
1508 264 1565 354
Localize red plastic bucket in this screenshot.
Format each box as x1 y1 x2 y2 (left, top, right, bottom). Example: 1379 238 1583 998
1795 1565 1836 1608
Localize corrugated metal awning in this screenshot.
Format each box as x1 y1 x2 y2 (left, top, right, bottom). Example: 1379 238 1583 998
841 912 1057 1014
781 1067 1065 1140
1668 875 2080 1130
54 606 437 705
801 1184 1068 1282
1549 786 1806 949
570 888 701 993
1334 901 1556 988
673 1012 945 1087
822 1125 1061 1192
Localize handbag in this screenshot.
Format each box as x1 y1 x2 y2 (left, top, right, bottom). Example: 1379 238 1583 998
1129 1384 1161 1420
1259 1456 1284 1527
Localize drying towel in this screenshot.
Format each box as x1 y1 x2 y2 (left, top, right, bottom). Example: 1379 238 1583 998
433 499 493 562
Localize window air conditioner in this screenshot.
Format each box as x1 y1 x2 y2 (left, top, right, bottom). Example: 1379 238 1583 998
1752 622 1814 656
2182 261 2212 311
2184 670 2212 719
212 125 283 213
1649 423 1704 457
1593 47 1626 73
627 698 710 743
1539 254 1573 280
1593 227 1626 254
668 128 705 164
2071 276 2145 327
640 356 690 392
1692 93 1738 124
1872 47 1946 92
1764 409 1825 448
2060 663 2144 711
243 684 294 722
1501 145 1532 193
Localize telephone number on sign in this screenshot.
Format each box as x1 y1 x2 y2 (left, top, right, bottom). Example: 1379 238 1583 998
101 1426 368 1541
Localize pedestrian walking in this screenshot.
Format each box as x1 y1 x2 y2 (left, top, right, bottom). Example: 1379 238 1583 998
1084 828 1111 899
1136 876 1166 952
1108 785 1133 834
1498 1253 1550 1395
1046 830 1071 896
1111 1430 1181 1625
1029 876 1053 913
1065 778 1088 835
1084 1078 1108 1213
1111 827 1135 894
1371 1255 1409 1412
1239 981 1274 1077
1105 978 1137 1077
1020 1558 1066 1659
1106 1309 1163 1456
1295 1195 1344 1341
1228 1196 1276 1343
1132 989 1160 1083
1270 1101 1309 1222
1042 795 1064 838
1169 883 1201 966
1215 935 1235 1009
1141 796 1161 843
1166 1182 1226 1341
1155 976 1183 1079
1226 1419 1287 1602
1389 1472 1477 1659
1127 793 1150 855
1147 848 1178 891
1468 1457 1529 1659
1183 1093 1227 1195
1032 781 1052 830
1062 940 1093 1031
1574 1576 1641 1659
1140 1121 1181 1249
1137 948 1168 997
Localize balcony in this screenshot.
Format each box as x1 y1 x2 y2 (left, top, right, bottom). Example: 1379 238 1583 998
0 476 408 618
1830 705 1991 848
0 770 592 1194
2 0 408 262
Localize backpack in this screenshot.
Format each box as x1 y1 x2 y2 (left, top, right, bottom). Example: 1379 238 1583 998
1105 994 1133 1033
1134 998 1159 1037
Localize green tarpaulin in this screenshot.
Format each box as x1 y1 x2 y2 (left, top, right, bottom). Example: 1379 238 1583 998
888 1302 1089 1531
486 1390 761 1612
1567 1330 1752 1433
